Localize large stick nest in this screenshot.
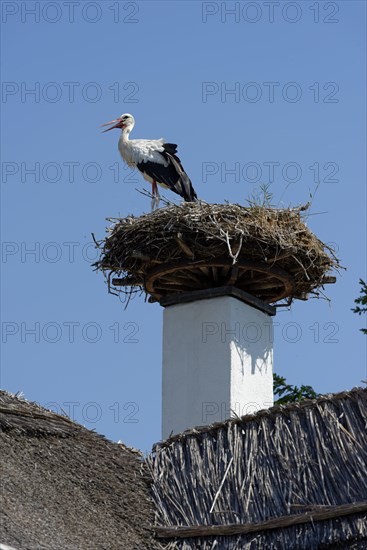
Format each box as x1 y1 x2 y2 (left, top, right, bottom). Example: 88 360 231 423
93 203 340 307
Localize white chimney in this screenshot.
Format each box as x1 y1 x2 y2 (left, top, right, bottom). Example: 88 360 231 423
161 289 275 439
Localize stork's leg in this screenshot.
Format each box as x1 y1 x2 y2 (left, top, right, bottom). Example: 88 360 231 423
151 180 161 198
151 180 161 211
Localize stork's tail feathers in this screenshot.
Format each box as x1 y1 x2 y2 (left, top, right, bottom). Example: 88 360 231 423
163 143 198 202
169 156 197 202
180 173 198 202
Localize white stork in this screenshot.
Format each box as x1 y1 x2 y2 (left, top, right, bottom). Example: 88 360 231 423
102 113 197 205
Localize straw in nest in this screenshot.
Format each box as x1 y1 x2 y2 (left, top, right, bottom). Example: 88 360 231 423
93 202 340 307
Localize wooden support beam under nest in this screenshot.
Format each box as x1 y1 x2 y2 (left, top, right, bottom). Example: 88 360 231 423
112 278 139 287
244 280 282 291
145 257 295 304
160 286 276 315
322 276 337 284
155 283 190 292
225 265 239 286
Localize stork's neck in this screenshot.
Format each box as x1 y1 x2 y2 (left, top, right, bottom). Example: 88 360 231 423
120 125 133 143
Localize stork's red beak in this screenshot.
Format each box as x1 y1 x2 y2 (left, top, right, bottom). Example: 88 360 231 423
101 118 124 133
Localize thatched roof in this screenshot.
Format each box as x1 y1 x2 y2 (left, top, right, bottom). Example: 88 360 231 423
94 203 339 307
148 388 367 549
0 391 161 550
3 389 365 549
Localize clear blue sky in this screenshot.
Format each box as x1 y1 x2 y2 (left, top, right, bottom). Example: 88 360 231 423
1 0 366 453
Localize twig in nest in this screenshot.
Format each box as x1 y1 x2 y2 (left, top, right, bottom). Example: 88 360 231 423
91 232 102 248
136 187 176 207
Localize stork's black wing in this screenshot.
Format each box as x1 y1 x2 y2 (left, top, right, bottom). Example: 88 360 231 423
136 143 197 202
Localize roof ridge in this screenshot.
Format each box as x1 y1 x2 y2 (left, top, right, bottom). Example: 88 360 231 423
0 404 77 426
153 386 367 449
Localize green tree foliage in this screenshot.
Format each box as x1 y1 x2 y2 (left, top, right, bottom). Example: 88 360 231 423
352 279 367 335
273 373 320 404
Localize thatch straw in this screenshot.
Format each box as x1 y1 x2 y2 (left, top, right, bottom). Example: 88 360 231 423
93 203 340 306
147 388 367 549
0 391 161 550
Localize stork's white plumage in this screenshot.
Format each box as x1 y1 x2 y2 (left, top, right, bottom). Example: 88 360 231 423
102 113 197 203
